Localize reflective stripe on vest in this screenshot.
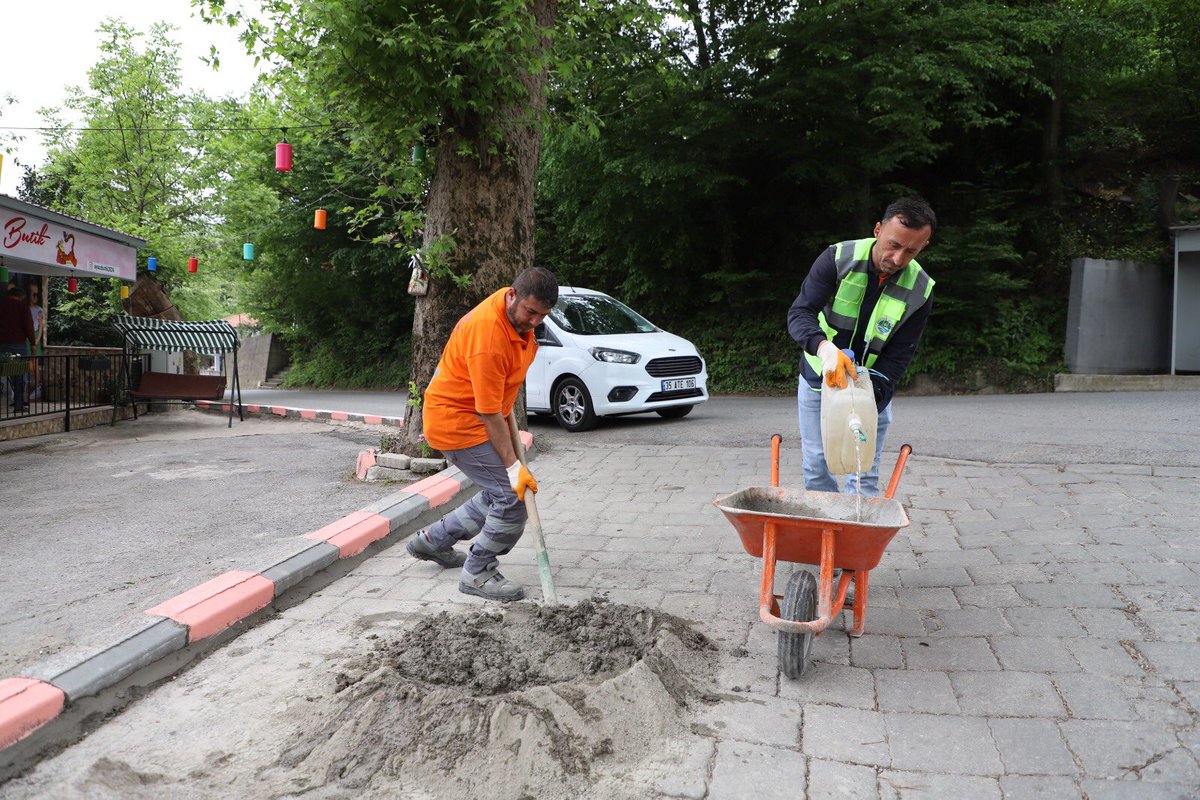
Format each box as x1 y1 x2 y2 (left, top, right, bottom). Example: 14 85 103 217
803 238 934 376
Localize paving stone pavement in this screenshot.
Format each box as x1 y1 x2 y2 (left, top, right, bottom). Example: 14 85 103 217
5 440 1199 799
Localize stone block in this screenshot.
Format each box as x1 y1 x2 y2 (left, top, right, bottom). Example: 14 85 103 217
875 669 959 714
801 705 890 767
885 712 1003 775
697 693 801 747
902 636 1000 671
376 452 410 470
807 759 878 800
999 776 1083 800
924 608 1013 638
778 665 875 710
1060 719 1180 779
988 718 1077 776
850 635 904 669
950 671 1065 717
708 740 807 800
1136 641 1200 682
364 465 409 482
409 457 446 474
1014 583 1124 609
879 771 1001 799
1064 639 1144 677
989 636 1080 673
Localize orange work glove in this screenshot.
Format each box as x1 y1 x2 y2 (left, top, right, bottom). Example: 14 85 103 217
816 340 858 389
506 462 538 501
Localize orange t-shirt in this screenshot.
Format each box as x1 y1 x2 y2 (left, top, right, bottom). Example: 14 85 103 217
422 288 538 451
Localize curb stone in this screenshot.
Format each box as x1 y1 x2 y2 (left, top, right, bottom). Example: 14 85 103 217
0 430 535 776
193 399 403 427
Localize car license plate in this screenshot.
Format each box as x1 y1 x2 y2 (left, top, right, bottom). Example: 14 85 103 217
661 378 696 391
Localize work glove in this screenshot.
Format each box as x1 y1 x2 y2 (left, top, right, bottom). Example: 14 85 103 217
506 461 538 501
816 340 857 389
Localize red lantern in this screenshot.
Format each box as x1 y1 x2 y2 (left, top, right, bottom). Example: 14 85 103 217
314 209 327 230
275 141 292 172
188 257 199 273
67 277 78 293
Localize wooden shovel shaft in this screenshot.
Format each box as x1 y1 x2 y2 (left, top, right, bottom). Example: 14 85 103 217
507 412 557 604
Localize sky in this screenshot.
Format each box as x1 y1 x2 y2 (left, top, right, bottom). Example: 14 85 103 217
0 0 263 197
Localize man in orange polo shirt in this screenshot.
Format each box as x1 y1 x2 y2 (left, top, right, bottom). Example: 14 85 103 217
407 267 558 601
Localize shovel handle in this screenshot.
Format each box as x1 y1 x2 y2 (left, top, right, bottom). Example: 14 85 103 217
506 411 557 604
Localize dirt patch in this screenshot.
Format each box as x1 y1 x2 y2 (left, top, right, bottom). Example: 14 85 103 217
263 599 717 799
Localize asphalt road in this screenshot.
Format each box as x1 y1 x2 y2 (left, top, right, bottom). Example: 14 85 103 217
230 387 1200 467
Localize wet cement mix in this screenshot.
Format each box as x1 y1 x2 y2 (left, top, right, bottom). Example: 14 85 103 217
265 599 718 799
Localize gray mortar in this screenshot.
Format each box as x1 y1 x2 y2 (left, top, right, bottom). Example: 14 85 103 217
266 600 718 799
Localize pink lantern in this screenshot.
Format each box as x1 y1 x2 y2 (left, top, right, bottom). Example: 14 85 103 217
188 257 199 273
275 141 292 172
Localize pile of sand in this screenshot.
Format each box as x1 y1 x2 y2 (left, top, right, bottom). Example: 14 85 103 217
263 599 717 799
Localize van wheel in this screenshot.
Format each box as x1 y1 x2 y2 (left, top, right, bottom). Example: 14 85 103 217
552 377 598 432
656 405 694 419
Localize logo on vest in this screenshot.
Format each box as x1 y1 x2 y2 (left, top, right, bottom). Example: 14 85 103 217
875 318 894 337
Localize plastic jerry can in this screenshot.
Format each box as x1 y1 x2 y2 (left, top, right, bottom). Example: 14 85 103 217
820 351 878 475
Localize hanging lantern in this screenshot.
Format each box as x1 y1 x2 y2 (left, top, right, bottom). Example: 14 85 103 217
243 243 255 261
0 266 7 284
275 140 292 172
314 209 327 230
147 256 157 272
67 277 78 293
188 257 199 273
412 144 426 165
120 285 130 299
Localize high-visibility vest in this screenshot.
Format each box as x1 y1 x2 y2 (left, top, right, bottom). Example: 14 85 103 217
803 238 935 376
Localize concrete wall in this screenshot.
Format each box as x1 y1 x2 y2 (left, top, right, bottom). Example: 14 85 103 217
1065 258 1172 374
238 332 290 387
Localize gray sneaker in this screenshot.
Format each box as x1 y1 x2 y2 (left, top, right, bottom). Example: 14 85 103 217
459 570 525 602
405 530 466 569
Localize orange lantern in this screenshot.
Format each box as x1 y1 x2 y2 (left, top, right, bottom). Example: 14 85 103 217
67 277 78 293
188 257 199 273
314 209 327 230
275 141 292 172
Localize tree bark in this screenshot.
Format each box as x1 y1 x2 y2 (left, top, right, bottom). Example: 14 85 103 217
403 0 556 450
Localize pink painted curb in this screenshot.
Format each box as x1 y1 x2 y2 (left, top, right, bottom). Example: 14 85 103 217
0 678 65 748
146 571 275 643
330 411 349 421
407 473 462 508
304 511 390 558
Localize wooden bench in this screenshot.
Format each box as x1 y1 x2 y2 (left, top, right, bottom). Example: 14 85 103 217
129 371 226 402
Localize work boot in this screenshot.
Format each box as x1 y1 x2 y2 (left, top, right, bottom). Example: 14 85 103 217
405 530 466 569
459 569 525 602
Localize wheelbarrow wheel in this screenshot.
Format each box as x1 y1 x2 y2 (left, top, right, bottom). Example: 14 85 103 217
778 569 818 679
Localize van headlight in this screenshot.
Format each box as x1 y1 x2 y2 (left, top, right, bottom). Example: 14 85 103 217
589 347 640 364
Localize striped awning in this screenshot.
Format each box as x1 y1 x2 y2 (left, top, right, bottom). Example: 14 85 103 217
113 315 239 354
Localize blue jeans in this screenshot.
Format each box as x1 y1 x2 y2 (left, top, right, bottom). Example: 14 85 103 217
797 382 892 496
424 440 527 578
2 344 26 412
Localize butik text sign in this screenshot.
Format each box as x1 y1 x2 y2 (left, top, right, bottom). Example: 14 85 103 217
2 212 136 280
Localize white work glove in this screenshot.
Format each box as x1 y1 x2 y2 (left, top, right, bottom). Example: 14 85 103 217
506 460 537 501
816 340 857 389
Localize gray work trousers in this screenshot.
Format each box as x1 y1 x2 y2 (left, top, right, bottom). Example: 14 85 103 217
424 440 527 578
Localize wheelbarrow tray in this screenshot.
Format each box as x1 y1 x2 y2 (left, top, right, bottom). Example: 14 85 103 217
714 486 909 572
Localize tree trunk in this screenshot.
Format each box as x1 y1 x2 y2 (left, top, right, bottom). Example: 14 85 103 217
1041 68 1065 209
403 0 555 450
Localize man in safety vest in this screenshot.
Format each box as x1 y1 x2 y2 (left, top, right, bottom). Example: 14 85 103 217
787 197 936 495
408 267 558 601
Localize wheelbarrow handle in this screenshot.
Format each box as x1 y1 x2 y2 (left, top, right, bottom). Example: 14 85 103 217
770 434 783 488
884 444 913 500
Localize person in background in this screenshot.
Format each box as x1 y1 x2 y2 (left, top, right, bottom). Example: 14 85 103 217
26 278 44 401
787 197 936 496
1 285 36 413
409 267 558 601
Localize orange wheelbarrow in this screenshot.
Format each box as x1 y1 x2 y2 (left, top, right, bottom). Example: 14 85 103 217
713 435 912 678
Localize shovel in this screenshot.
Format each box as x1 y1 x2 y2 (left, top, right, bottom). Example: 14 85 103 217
507 412 558 604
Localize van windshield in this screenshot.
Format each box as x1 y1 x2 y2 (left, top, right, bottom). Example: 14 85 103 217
550 295 657 335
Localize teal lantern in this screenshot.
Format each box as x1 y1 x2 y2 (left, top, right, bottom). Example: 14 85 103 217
243 243 255 261
412 144 427 165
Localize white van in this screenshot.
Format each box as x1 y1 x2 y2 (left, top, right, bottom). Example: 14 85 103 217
525 287 708 431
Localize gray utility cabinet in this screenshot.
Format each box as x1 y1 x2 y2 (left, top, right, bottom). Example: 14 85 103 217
1065 258 1171 374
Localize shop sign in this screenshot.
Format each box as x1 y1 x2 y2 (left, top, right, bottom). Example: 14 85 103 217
2 211 136 280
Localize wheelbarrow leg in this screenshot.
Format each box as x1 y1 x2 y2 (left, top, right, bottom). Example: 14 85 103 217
849 570 871 637
816 527 835 621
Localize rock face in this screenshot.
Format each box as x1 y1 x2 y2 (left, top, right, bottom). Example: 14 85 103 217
267 600 718 799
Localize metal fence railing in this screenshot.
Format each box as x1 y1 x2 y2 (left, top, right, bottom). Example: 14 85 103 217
0 352 150 431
